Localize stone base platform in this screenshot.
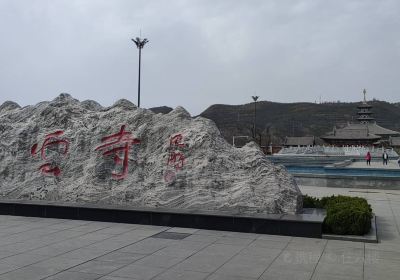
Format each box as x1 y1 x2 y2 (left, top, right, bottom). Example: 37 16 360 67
0 200 325 238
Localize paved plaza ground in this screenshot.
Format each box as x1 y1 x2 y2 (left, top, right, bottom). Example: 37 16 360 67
0 185 398 280
347 159 400 169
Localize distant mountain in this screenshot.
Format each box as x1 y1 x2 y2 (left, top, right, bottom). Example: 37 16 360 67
200 101 400 146
149 106 173 114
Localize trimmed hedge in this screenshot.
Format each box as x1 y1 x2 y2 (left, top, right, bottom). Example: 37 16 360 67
303 195 372 235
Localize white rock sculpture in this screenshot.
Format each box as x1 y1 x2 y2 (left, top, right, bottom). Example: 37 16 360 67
0 94 302 214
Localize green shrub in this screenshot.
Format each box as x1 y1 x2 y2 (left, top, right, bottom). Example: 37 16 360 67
321 195 372 212
302 195 372 235
302 194 320 208
324 200 372 235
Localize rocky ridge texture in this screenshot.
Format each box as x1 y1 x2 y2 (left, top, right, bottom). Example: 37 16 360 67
0 94 302 214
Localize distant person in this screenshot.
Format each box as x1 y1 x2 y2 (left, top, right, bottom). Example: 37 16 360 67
398 157 400 167
366 151 371 166
382 151 389 165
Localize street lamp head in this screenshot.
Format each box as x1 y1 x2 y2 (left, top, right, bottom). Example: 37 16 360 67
131 37 149 49
252 96 259 102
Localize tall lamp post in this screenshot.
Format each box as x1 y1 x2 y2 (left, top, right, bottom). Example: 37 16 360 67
131 37 149 108
252 95 259 139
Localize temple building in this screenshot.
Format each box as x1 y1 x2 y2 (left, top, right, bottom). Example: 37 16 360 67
283 136 316 147
390 136 400 152
321 89 400 146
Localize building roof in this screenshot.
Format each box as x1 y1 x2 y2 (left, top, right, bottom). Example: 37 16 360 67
322 131 380 140
357 103 372 108
323 122 400 140
283 136 315 146
322 125 381 140
347 123 400 136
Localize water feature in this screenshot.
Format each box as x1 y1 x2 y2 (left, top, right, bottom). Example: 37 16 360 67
285 165 400 178
269 155 400 189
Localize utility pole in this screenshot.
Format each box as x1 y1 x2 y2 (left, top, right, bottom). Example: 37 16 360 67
131 37 149 108
252 96 259 139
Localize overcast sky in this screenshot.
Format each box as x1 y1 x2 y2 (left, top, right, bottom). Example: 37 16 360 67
0 0 399 114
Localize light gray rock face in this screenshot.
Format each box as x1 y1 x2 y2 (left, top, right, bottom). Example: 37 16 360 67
0 94 302 214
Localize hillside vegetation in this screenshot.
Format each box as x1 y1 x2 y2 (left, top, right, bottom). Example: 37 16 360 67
200 101 400 146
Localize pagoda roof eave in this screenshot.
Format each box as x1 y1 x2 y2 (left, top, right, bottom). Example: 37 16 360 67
321 136 381 140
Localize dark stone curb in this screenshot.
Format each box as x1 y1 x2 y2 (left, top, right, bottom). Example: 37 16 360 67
0 200 325 238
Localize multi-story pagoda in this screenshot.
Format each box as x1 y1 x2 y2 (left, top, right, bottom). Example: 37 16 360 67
357 89 374 124
321 89 400 146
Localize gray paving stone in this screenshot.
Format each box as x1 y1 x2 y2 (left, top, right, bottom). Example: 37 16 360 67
222 232 260 239
314 261 363 278
125 228 166 237
84 239 134 252
214 237 254 246
50 237 100 250
0 250 19 259
153 246 201 258
47 222 85 231
214 254 275 278
194 229 228 236
109 263 166 279
27 245 74 257
46 271 101 280
323 246 364 257
325 240 365 249
364 258 400 280
239 246 282 257
319 252 364 265
207 273 257 280
365 241 400 252
290 237 327 246
0 265 61 280
103 234 147 244
134 254 185 268
285 239 326 253
0 241 43 254
59 248 109 260
311 272 362 280
67 224 111 233
151 232 191 240
182 234 220 243
268 250 319 272
174 253 232 273
93 225 138 236
365 248 400 261
73 232 113 243
165 240 210 251
33 256 89 270
69 260 125 274
247 239 288 249
95 251 147 264
119 239 171 255
257 234 292 242
98 277 137 280
166 227 199 234
197 244 244 256
0 262 20 274
152 268 209 280
0 253 50 267
40 229 88 240
260 268 312 280
135 225 170 231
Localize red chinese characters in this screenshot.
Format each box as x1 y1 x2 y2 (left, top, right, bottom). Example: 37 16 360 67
31 130 69 176
164 133 186 182
95 125 141 180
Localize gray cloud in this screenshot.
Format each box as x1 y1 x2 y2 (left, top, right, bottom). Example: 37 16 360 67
0 0 399 114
